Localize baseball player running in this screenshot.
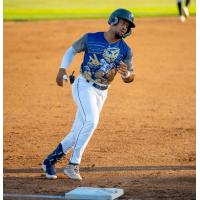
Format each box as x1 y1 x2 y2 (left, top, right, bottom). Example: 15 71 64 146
42 8 136 180
177 0 191 22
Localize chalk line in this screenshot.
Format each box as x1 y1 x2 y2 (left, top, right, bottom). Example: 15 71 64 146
3 193 65 199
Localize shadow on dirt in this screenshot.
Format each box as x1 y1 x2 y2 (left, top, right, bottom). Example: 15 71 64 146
3 165 196 174
3 166 196 200
3 175 196 200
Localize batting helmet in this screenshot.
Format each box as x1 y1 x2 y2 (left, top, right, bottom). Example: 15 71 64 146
108 8 136 38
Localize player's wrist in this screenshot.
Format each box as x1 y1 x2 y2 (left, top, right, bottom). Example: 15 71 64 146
121 71 131 79
59 68 66 72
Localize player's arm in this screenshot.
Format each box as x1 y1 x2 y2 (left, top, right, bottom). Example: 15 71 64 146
117 48 135 83
56 47 77 86
117 61 135 83
56 34 87 87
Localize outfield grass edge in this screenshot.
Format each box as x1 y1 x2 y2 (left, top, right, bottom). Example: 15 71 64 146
3 13 196 22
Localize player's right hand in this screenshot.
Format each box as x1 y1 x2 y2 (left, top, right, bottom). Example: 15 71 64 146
56 68 67 87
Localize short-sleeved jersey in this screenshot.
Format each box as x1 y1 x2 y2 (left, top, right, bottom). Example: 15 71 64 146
72 32 133 85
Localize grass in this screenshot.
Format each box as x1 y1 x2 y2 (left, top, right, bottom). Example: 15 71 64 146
3 0 196 21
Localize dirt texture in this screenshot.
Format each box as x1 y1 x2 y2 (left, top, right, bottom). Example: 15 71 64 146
3 17 196 200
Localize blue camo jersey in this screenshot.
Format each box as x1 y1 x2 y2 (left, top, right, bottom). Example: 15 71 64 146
72 32 134 85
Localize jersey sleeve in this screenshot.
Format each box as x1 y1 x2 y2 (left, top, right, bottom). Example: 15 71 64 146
72 34 88 53
124 48 134 72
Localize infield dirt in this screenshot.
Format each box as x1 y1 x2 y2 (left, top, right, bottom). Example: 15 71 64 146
3 17 196 199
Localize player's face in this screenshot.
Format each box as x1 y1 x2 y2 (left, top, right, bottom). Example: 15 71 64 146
112 18 129 39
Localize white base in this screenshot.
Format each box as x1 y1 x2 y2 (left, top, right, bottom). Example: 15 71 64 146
65 187 124 200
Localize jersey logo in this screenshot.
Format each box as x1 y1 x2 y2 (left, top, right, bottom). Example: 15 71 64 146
103 47 120 63
88 54 102 67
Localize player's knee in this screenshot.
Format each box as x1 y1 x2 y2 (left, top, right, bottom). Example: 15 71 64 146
85 117 99 129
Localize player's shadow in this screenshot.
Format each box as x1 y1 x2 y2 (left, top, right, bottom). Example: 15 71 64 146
3 165 195 174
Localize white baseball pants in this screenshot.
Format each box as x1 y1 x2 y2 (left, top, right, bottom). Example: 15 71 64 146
61 75 108 164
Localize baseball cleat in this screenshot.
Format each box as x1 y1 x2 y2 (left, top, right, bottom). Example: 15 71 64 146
180 15 186 22
42 143 65 179
42 160 57 179
64 164 82 180
183 7 189 17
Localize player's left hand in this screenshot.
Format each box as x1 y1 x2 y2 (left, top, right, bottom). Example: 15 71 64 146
117 61 128 77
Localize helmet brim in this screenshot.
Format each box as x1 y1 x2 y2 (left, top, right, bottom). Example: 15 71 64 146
120 17 136 28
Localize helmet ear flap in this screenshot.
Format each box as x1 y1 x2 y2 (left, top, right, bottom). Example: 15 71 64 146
110 16 119 25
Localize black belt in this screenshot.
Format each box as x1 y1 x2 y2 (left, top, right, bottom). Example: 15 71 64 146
86 80 108 90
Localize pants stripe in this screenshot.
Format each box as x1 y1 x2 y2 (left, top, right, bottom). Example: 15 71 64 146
70 78 86 164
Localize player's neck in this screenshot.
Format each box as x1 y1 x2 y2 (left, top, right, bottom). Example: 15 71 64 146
104 31 120 44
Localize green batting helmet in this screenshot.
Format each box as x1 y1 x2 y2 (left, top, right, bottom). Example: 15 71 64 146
108 8 136 38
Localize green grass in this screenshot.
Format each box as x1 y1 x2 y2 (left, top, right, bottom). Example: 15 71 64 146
3 0 196 21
